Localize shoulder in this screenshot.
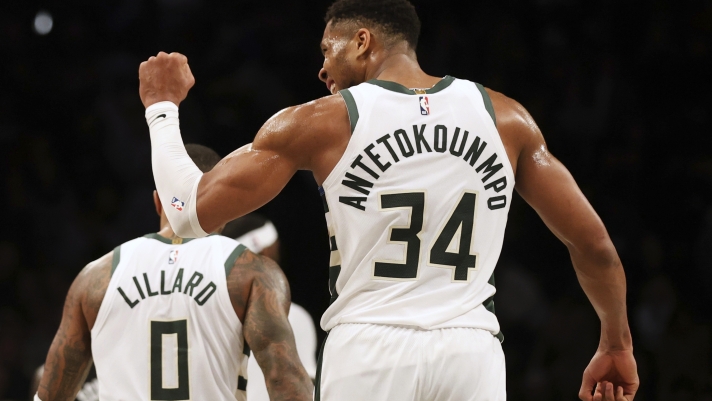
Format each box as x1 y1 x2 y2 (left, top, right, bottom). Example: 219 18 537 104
259 95 347 138
71 251 113 328
486 88 541 140
225 249 290 322
277 94 348 123
253 95 350 164
227 250 287 290
483 87 548 172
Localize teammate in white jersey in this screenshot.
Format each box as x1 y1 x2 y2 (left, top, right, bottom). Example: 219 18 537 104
35 145 312 401
137 0 639 400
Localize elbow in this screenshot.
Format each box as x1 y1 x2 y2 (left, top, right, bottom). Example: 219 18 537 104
566 232 621 268
173 223 203 239
166 208 209 238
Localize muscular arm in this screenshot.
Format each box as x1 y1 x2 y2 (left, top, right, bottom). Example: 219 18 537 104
195 95 349 233
490 90 638 400
38 253 111 401
227 251 313 401
139 52 350 237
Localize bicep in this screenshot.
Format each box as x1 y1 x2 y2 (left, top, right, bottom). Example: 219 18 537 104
515 144 611 253
196 142 297 234
39 278 93 401
242 255 292 354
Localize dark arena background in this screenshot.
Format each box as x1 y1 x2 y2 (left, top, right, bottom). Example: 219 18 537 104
1 0 711 400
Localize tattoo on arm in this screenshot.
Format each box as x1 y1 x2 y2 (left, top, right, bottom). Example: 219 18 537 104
38 280 93 401
227 251 313 401
38 253 111 401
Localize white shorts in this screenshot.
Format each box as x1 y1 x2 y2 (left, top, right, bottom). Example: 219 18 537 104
316 323 506 401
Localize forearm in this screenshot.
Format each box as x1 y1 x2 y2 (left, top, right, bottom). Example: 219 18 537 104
569 243 632 350
257 343 313 401
146 102 207 238
38 338 93 401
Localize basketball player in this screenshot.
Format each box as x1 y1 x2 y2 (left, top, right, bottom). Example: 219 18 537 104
35 145 312 401
223 215 318 400
137 0 639 399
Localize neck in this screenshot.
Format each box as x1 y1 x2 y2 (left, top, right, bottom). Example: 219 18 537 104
366 49 441 89
157 214 178 239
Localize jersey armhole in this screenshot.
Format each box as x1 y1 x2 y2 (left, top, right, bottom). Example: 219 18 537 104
224 244 248 277
338 89 359 135
110 245 121 277
475 83 496 126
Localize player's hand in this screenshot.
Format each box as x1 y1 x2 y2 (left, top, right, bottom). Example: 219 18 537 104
579 349 639 401
138 51 195 108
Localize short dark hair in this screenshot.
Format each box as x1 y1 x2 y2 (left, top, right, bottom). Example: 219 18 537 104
185 143 221 173
221 214 271 240
325 0 421 50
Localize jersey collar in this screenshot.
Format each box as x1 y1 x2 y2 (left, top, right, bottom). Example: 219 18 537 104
143 233 195 244
366 75 455 95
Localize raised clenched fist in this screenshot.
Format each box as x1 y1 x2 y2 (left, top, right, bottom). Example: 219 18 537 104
139 51 195 108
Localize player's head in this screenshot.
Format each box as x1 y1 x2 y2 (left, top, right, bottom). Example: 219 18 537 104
318 0 421 94
153 144 222 230
222 214 281 264
184 143 222 173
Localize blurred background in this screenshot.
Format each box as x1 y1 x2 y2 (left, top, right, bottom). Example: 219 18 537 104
0 0 711 399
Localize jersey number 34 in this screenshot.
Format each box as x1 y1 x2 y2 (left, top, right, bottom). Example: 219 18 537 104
375 191 479 282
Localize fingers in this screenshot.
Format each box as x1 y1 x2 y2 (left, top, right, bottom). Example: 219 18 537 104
171 52 188 63
592 382 603 401
579 373 595 400
154 51 188 63
605 382 615 400
593 382 627 401
616 385 636 401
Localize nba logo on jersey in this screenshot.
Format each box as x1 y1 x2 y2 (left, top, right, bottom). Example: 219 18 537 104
168 249 179 264
171 197 184 211
419 96 430 115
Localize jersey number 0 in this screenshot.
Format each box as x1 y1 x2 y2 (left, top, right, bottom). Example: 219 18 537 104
150 320 190 400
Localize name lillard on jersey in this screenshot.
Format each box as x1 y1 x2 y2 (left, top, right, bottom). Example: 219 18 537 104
116 268 217 309
338 123 508 211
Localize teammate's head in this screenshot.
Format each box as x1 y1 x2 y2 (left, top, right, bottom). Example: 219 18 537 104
319 0 421 94
222 214 281 263
153 144 222 231
185 143 222 173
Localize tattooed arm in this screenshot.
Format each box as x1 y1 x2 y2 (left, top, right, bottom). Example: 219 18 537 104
38 252 112 401
227 250 313 401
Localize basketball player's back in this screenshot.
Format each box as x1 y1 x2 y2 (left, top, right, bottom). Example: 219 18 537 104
92 234 248 400
37 232 313 401
322 76 511 334
313 75 511 400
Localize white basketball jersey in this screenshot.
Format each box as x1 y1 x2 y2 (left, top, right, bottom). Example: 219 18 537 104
320 77 514 337
91 234 249 401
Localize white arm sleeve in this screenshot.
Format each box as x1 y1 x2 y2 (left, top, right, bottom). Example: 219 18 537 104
146 101 208 238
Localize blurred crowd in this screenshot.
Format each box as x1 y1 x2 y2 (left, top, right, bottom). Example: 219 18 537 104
1 0 710 400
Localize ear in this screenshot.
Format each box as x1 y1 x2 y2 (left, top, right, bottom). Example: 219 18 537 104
153 190 163 217
355 28 373 58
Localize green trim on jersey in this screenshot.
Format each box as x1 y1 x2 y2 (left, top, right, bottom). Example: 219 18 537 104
339 89 359 134
366 75 456 95
110 245 121 277
143 233 195 245
483 273 504 343
475 83 496 126
314 331 329 401
224 244 248 277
